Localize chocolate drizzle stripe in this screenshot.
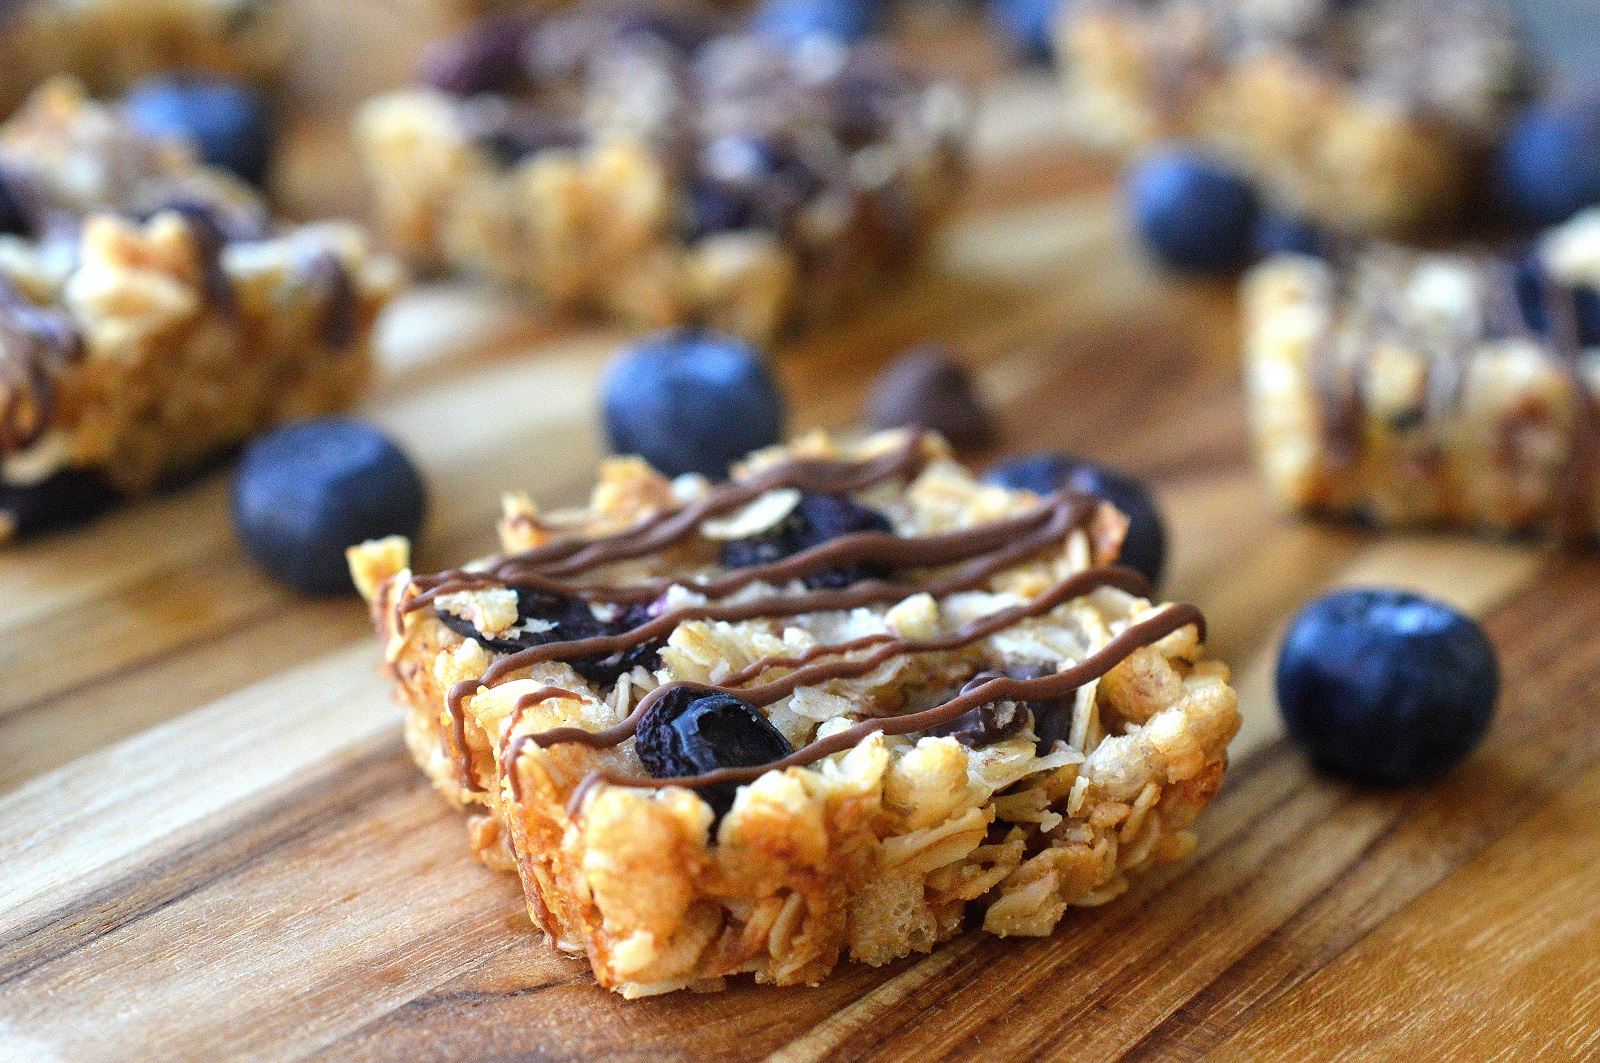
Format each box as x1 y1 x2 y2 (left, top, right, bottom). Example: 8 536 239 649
561 601 1205 817
719 633 900 689
495 686 581 800
440 490 1107 792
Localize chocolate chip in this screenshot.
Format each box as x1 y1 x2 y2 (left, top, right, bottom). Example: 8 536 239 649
419 16 532 98
866 345 995 449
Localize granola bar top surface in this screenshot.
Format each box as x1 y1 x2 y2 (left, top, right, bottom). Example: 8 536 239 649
1066 0 1525 139
0 80 399 520
1244 209 1600 541
355 430 1239 994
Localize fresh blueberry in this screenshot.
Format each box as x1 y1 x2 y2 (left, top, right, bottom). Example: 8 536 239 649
987 0 1062 64
982 452 1167 589
1127 149 1260 274
1252 211 1328 260
1513 254 1600 346
1277 589 1498 786
1496 95 1600 226
752 0 879 46
434 589 660 684
635 687 794 816
123 77 274 188
721 491 893 589
231 418 427 594
601 330 786 480
0 470 122 540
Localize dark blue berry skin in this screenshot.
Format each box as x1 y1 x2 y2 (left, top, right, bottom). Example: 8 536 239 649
1252 212 1327 260
601 330 786 480
752 0 879 46
721 491 893 589
434 590 660 684
0 171 27 237
1496 97 1600 227
982 452 1167 589
1277 589 1499 787
1512 254 1600 347
635 687 794 816
231 418 427 595
0 470 122 540
988 0 1061 64
1127 150 1260 274
123 77 274 188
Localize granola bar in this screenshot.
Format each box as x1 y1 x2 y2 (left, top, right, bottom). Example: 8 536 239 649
1056 0 1527 233
350 429 1239 996
1243 209 1600 541
0 79 400 541
0 0 284 115
355 2 968 343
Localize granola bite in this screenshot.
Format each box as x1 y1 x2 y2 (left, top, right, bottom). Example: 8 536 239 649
352 429 1239 996
0 0 285 115
1242 208 1600 542
355 1 968 342
0 79 400 541
1056 0 1527 233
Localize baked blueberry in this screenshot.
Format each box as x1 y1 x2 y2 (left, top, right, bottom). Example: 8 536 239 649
1252 211 1327 260
0 470 122 540
419 15 532 98
988 0 1062 63
1276 588 1498 786
601 330 786 480
435 590 660 685
1497 95 1600 226
1512 254 1600 347
1127 149 1260 274
231 418 427 594
983 452 1167 588
752 0 878 46
635 687 794 816
123 77 274 188
721 491 893 589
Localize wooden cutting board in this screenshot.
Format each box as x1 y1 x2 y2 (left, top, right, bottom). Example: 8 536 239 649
4 20 1600 1060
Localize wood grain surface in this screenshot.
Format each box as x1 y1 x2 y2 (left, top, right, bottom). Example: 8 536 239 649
3 16 1599 1061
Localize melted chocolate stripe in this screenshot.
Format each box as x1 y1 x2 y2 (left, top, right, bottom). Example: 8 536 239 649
519 564 1153 757
496 686 581 799
561 602 1205 816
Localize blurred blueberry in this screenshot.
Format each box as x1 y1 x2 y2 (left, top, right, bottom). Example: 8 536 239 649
1277 589 1498 786
601 330 787 479
1513 254 1600 346
988 0 1062 64
0 171 26 237
232 418 427 594
1496 95 1600 226
1128 149 1260 274
124 77 274 187
1252 211 1327 260
752 0 879 46
982 452 1167 588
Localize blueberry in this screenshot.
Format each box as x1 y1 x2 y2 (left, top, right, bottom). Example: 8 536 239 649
0 170 27 237
752 0 879 46
1127 149 1260 274
987 0 1062 64
435 590 661 685
0 470 122 540
721 491 893 589
231 418 427 594
635 687 794 816
419 15 531 98
123 77 274 188
1252 211 1328 260
1512 254 1600 347
1277 589 1498 786
1496 96 1600 226
601 330 786 480
982 452 1167 588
